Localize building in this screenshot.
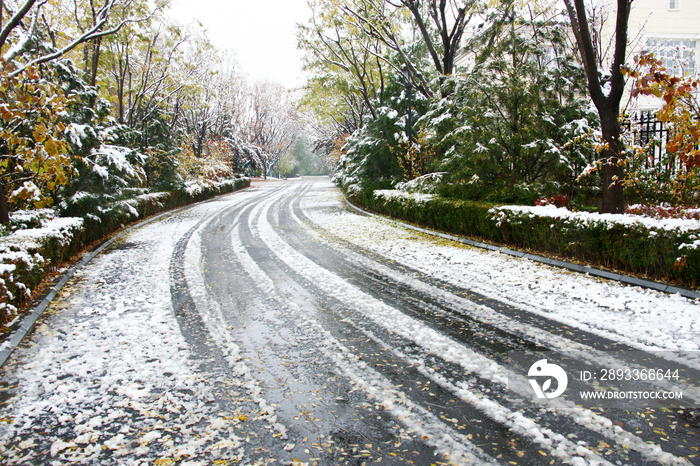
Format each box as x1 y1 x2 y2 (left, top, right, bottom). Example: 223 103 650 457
627 0 700 112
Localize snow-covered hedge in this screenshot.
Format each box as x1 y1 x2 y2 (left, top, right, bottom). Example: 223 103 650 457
489 205 700 283
374 189 436 205
350 189 700 289
78 178 250 244
490 205 700 234
0 210 84 322
0 178 250 326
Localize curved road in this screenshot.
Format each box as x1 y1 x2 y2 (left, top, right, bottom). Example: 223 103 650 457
0 177 698 465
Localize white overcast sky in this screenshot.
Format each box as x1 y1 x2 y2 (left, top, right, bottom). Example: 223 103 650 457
167 0 311 89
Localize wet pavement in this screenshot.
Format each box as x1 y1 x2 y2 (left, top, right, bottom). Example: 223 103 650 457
0 177 698 465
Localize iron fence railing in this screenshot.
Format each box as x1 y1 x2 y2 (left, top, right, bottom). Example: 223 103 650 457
622 112 677 173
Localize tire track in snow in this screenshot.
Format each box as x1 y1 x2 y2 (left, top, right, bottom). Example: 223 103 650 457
289 191 700 407
170 179 694 465
259 180 693 466
290 182 699 465
169 185 297 461
171 184 285 374
190 183 441 464
231 186 504 465
245 182 623 465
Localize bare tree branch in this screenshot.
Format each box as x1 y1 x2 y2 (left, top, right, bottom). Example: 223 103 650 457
4 0 157 78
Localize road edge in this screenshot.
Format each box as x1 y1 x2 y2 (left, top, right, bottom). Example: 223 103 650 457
0 191 240 369
342 194 700 300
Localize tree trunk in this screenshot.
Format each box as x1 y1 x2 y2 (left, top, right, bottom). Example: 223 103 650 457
195 122 207 158
0 185 10 225
600 111 625 213
116 58 125 123
563 0 631 213
89 37 102 88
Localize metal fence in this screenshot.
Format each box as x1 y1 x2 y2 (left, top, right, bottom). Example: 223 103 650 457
622 112 676 172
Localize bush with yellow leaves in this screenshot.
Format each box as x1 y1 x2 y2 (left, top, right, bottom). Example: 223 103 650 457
0 62 76 223
176 136 236 192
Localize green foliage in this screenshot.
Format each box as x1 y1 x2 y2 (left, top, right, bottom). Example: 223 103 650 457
438 177 565 205
290 137 327 176
392 129 438 181
36 59 148 220
420 19 598 203
138 108 185 191
77 178 250 244
490 207 700 286
334 78 430 195
334 111 403 194
368 191 501 240
278 153 299 178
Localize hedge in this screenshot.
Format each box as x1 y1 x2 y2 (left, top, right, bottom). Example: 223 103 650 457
350 189 700 290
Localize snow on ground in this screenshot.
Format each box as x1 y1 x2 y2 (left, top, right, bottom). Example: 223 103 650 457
1 179 698 465
261 183 694 465
253 191 624 465
302 179 700 358
233 195 501 464
0 192 268 465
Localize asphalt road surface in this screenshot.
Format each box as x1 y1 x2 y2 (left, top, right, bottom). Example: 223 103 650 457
1 177 698 465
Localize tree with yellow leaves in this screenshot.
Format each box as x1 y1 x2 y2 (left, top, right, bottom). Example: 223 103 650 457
0 62 75 223
625 53 700 206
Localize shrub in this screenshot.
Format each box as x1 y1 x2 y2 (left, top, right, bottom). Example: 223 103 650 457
0 211 84 323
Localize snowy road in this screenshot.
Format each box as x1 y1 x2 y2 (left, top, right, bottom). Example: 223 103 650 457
1 177 699 465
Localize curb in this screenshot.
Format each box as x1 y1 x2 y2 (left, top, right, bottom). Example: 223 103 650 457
342 196 700 300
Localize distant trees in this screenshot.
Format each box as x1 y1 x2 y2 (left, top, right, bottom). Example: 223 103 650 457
0 0 302 223
239 81 300 178
292 137 327 175
178 51 243 159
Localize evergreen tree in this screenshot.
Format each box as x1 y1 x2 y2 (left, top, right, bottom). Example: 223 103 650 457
52 59 147 220
335 77 429 195
422 17 598 203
